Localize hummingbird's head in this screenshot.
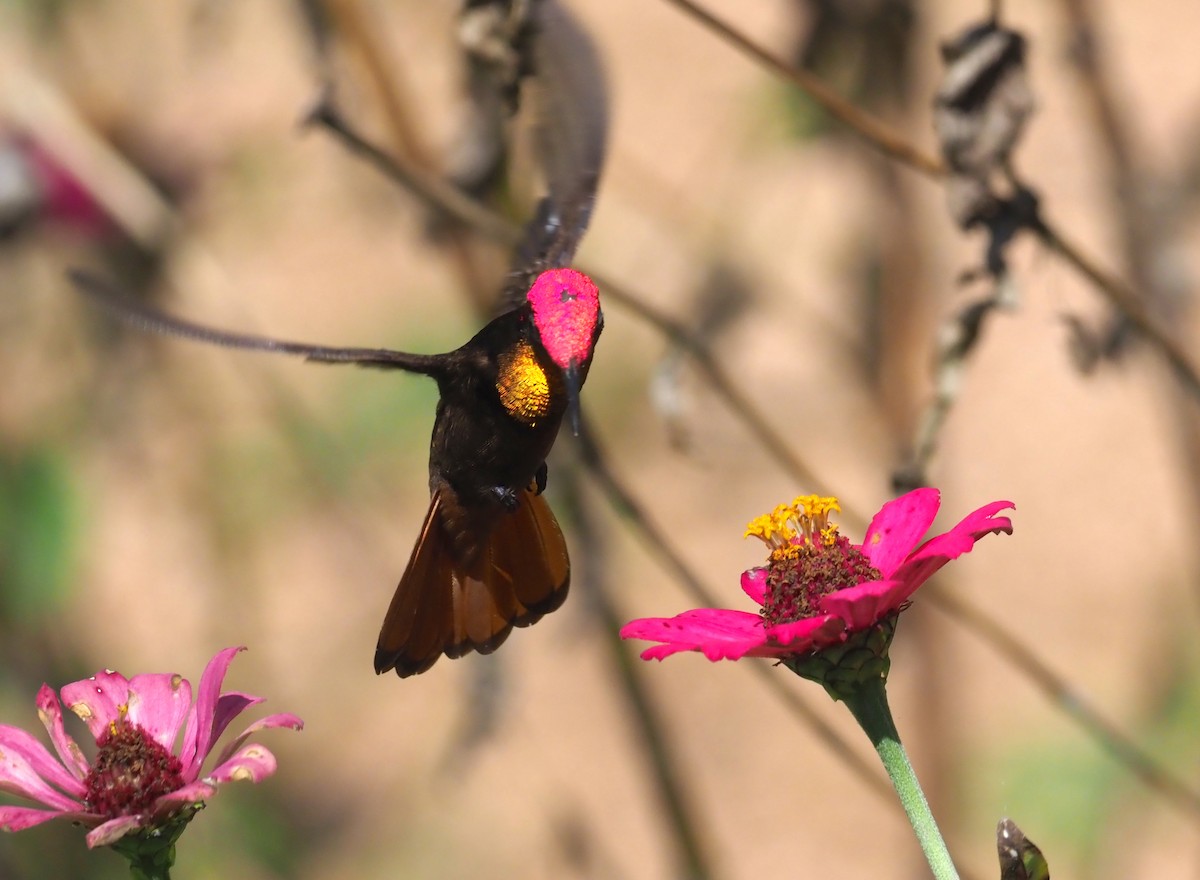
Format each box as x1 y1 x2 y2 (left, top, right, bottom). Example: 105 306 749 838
526 268 602 435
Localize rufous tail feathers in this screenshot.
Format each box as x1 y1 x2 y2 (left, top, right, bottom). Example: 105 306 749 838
374 487 570 678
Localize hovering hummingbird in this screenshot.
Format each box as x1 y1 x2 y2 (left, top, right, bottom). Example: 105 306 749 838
71 266 602 677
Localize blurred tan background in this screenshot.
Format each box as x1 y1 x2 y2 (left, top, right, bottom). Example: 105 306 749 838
1 0 1199 878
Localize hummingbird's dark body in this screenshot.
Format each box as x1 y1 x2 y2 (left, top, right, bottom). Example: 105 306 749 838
426 307 569 514
71 266 602 679
375 270 601 677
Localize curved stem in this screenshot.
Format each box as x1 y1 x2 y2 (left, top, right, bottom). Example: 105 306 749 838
840 678 960 880
126 859 172 880
112 840 175 880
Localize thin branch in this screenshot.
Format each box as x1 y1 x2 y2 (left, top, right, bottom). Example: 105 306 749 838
317 0 495 311
657 0 1200 405
306 96 520 245
928 587 1200 820
1031 220 1200 400
559 455 719 880
320 0 435 167
0 71 173 250
661 0 943 176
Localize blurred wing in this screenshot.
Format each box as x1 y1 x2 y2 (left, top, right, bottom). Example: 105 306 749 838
375 487 570 678
70 269 444 373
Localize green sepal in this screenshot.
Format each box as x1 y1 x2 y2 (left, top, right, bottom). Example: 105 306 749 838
783 613 898 701
109 804 203 880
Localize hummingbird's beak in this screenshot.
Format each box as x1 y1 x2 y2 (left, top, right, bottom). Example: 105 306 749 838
566 359 583 437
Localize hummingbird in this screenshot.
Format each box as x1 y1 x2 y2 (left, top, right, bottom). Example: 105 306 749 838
71 266 602 678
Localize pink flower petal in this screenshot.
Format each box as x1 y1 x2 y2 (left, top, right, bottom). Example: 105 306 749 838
623 609 775 661
0 726 84 810
860 488 941 577
0 804 80 833
36 685 88 781
207 744 278 785
85 814 145 848
890 500 1015 590
211 713 303 771
763 614 847 651
207 692 264 758
818 580 907 630
180 647 245 780
741 568 768 605
61 670 131 741
126 673 192 752
149 779 216 819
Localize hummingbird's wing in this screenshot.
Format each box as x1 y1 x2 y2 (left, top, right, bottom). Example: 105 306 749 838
498 0 609 312
374 485 570 678
70 269 445 374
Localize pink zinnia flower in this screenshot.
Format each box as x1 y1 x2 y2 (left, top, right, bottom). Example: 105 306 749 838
0 646 302 848
621 489 1013 663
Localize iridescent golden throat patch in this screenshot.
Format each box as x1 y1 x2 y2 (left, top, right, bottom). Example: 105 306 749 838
496 340 553 425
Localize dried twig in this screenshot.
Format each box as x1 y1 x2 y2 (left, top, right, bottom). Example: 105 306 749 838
658 0 1200 404
317 0 495 311
930 587 1200 819
558 453 719 880
662 0 943 176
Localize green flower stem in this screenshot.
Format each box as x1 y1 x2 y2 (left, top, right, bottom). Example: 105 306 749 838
112 837 174 880
840 676 960 880
123 853 172 880
110 808 199 880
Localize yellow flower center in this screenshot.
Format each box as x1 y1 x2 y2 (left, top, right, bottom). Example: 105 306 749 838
745 495 881 627
744 495 843 559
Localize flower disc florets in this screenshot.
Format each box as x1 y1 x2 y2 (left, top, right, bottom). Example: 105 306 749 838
748 496 883 627
83 719 185 818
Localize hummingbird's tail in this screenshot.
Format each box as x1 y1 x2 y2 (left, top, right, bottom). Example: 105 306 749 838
374 487 571 678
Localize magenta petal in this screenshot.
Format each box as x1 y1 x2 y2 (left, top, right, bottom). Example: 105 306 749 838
0 726 84 810
0 804 78 832
0 723 87 799
207 744 278 785
207 692 264 760
180 647 245 779
61 670 131 741
762 614 846 652
891 500 1015 589
36 686 88 781
126 673 192 752
211 713 303 771
150 779 216 818
623 609 772 661
741 568 768 605
860 488 940 577
639 643 695 660
819 580 907 630
85 814 145 848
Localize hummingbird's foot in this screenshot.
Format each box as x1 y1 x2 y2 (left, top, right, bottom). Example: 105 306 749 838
534 462 548 495
490 485 521 512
